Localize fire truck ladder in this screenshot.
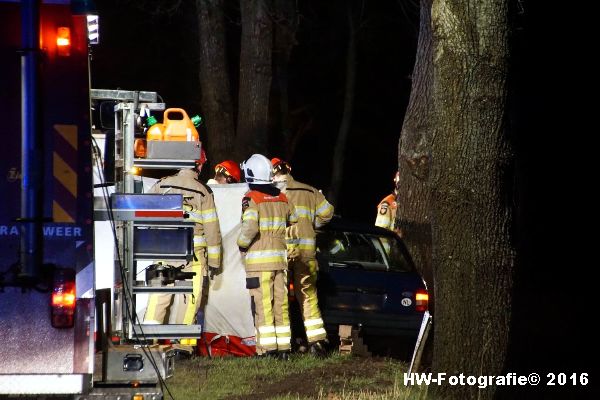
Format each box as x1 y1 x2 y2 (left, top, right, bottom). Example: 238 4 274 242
92 89 203 341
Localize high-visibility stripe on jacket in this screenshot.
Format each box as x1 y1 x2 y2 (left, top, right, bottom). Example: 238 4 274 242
375 193 397 232
238 189 298 272
280 175 334 260
148 169 222 268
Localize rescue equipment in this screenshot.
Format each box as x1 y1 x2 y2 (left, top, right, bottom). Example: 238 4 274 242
145 115 165 141
145 263 196 287
162 108 200 142
140 109 202 159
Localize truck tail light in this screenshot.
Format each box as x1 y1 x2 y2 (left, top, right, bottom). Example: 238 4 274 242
51 268 76 328
56 27 71 56
415 289 429 312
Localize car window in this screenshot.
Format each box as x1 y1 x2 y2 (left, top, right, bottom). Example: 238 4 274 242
377 235 413 272
316 230 412 273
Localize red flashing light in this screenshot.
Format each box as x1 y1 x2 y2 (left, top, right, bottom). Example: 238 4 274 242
415 289 429 313
56 27 71 56
51 268 76 328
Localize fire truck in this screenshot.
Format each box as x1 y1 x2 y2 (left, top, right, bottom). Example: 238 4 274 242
0 1 187 398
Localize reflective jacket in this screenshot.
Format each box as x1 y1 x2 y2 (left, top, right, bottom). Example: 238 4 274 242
238 187 298 272
280 175 334 259
148 169 222 268
375 193 397 232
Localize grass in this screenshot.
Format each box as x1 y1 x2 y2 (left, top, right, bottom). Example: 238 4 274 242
163 352 433 400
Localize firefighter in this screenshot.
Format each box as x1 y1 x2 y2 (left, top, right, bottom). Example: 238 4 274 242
143 148 222 352
375 171 400 233
237 154 298 359
207 160 241 185
271 158 334 357
375 171 400 255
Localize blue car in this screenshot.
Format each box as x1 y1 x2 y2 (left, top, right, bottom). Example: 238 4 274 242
289 218 429 356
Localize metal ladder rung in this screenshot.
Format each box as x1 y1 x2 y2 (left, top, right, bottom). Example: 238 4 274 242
131 324 202 339
132 286 193 294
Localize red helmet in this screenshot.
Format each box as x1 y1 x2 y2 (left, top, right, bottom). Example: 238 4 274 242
196 147 207 166
271 157 291 175
215 160 241 183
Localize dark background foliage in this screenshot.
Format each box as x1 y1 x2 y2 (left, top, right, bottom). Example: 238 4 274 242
91 0 418 223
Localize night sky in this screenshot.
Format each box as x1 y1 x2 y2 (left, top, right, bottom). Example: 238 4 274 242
91 0 417 224
91 1 592 394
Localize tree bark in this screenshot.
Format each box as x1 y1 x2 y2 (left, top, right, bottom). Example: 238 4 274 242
236 0 274 161
196 0 236 166
328 3 356 205
272 0 298 160
430 1 514 398
397 0 434 288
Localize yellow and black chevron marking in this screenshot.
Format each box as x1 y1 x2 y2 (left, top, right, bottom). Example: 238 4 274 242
53 124 78 223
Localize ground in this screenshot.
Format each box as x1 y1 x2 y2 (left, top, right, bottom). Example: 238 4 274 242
167 352 429 400
223 357 392 400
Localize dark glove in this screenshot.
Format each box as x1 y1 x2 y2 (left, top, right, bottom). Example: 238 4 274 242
208 265 219 280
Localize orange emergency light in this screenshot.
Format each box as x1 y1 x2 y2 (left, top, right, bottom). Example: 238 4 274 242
51 268 76 328
56 26 71 56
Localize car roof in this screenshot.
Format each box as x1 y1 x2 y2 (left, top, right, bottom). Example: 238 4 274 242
318 216 398 238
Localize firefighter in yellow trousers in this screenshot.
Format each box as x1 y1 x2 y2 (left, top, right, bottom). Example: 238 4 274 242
144 149 222 346
272 158 334 356
238 154 298 359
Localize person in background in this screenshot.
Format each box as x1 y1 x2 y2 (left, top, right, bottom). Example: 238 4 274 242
375 171 400 233
143 148 222 354
207 160 241 185
271 158 334 357
238 154 298 360
375 171 401 254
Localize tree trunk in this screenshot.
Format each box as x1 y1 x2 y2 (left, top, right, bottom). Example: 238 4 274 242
397 0 434 288
196 0 236 166
328 3 356 205
235 0 273 161
430 1 514 398
272 0 298 160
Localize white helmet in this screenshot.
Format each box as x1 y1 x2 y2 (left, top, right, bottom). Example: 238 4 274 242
241 154 273 184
